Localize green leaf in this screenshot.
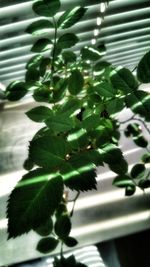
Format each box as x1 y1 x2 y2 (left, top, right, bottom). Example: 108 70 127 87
138 179 150 189
58 7 87 29
29 135 69 169
130 163 146 178
81 46 103 61
141 152 150 164
126 123 141 136
5 81 27 101
33 0 60 17
53 79 68 103
133 134 148 148
26 55 43 70
26 19 53 36
125 90 150 122
54 214 71 239
64 236 78 247
55 203 68 218
113 175 134 188
60 155 97 191
46 113 74 132
67 127 88 150
34 216 53 236
95 82 116 98
110 67 138 93
33 88 52 103
40 57 51 76
100 144 124 165
137 51 150 83
36 237 59 253
7 169 63 238
25 68 40 83
106 98 124 115
109 158 128 174
94 61 111 72
82 114 100 131
62 51 76 64
68 70 84 95
23 158 34 171
125 185 136 196
58 98 80 117
57 33 79 49
26 106 52 122
31 38 52 53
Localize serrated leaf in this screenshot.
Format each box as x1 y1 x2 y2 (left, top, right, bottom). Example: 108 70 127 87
106 98 124 115
110 67 138 93
113 175 134 188
31 38 52 53
125 90 150 122
7 169 63 238
60 155 97 191
34 216 53 236
62 51 76 64
33 0 60 17
68 70 84 95
54 214 71 239
36 237 59 253
26 106 52 122
64 236 78 247
130 163 146 178
58 7 87 29
26 55 43 70
5 81 27 101
95 82 116 98
26 19 53 36
137 51 150 83
81 46 103 61
57 33 79 49
29 135 69 169
46 113 74 132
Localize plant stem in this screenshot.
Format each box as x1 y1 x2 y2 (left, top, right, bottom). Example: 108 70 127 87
70 192 80 217
120 115 135 124
50 17 58 87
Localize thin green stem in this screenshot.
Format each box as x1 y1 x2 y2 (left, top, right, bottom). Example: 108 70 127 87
120 115 135 124
50 17 58 87
70 192 80 217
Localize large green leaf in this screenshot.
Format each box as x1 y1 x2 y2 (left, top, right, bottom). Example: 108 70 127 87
67 127 88 150
60 155 97 191
68 70 84 95
58 7 87 29
137 51 150 83
95 82 116 98
110 67 138 93
5 81 27 101
57 33 79 49
31 38 52 53
26 106 52 122
81 46 103 61
36 237 59 253
125 90 150 121
33 0 60 17
54 214 71 239
7 169 63 238
46 113 74 132
29 135 69 169
26 19 53 36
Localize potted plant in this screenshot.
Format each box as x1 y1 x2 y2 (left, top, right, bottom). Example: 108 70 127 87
5 0 150 266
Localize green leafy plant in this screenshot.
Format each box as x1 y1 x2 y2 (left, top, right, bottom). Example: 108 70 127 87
5 0 150 266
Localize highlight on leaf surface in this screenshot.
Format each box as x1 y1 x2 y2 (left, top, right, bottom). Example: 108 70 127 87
5 81 27 101
26 19 53 36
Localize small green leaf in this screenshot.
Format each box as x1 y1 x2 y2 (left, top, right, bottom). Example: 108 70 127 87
40 57 51 76
94 61 111 72
125 90 150 122
68 70 84 95
7 169 63 238
25 68 40 83
58 7 87 29
5 81 27 101
100 144 124 165
139 179 150 189
64 236 78 247
109 158 128 174
36 237 59 253
58 98 80 117
29 135 69 169
57 33 79 49
33 0 60 17
62 51 76 64
31 38 52 53
26 19 53 36
137 51 150 83
126 123 141 136
81 46 103 61
131 163 146 178
34 217 53 236
23 158 34 171
33 88 52 103
141 153 150 164
113 175 134 188
54 214 71 239
26 55 43 70
133 134 148 148
82 114 100 131
110 67 138 93
26 106 52 122
125 185 136 196
67 127 88 150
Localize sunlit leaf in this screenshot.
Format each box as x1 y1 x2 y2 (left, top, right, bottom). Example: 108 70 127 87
58 98 80 117
137 51 150 83
31 38 52 53
26 55 43 70
40 57 51 76
58 7 87 29
125 185 136 196
33 88 52 103
26 19 53 36
81 46 103 61
26 106 52 122
141 152 150 164
62 51 76 64
100 143 124 165
94 82 116 98
33 0 60 17
7 169 63 238
25 68 40 83
46 113 75 132
68 70 84 95
36 237 59 253
113 174 134 188
133 134 148 148
106 98 124 115
57 33 79 49
5 81 27 101
130 163 146 178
